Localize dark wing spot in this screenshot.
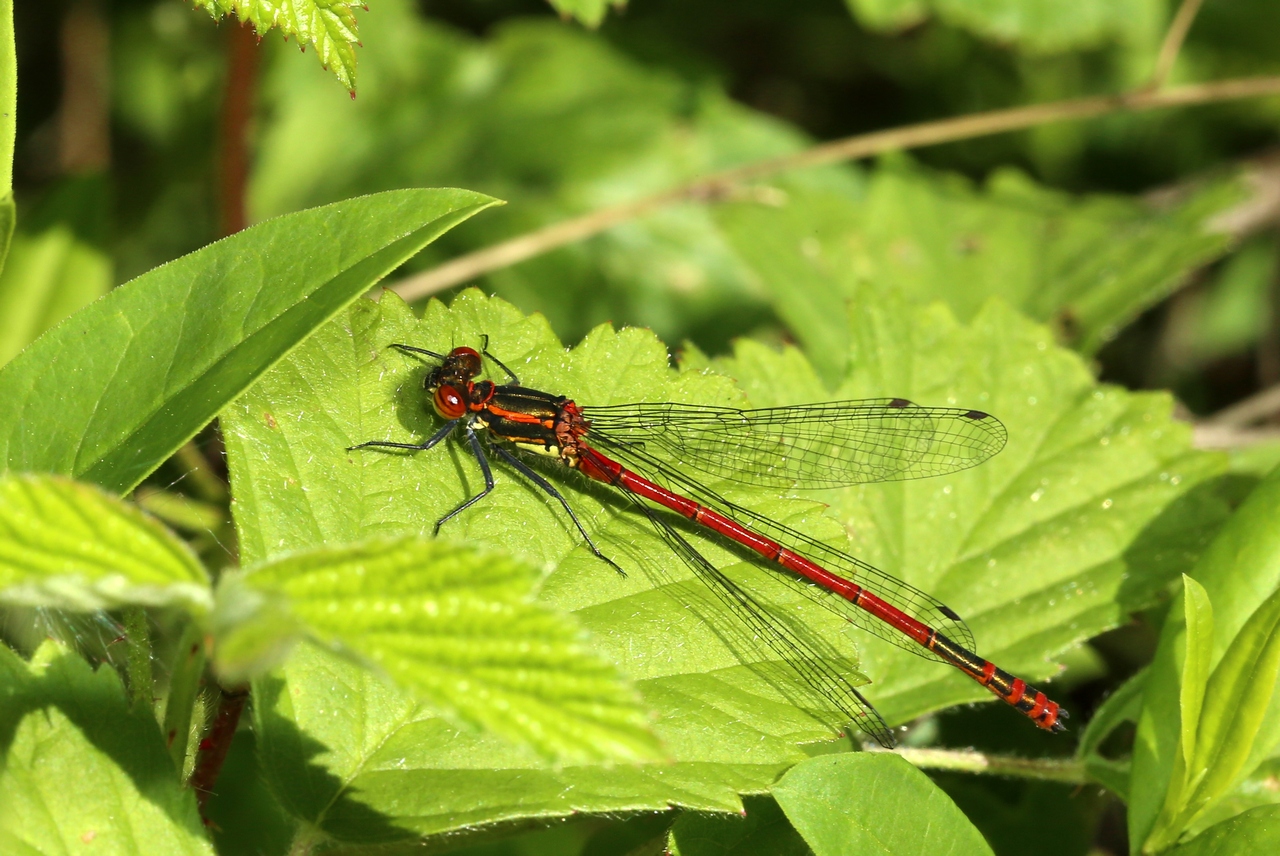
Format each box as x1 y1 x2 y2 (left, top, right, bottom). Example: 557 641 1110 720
963 409 991 421
939 604 964 622
889 398 912 408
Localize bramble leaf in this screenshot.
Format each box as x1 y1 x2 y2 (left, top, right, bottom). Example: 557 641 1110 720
189 0 363 93
0 474 210 614
216 537 660 762
222 288 1224 842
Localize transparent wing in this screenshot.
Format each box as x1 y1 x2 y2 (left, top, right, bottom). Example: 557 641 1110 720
584 400 1006 489
616 488 896 748
594 435 978 662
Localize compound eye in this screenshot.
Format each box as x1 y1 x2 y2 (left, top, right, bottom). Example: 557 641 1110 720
434 384 468 420
450 347 483 378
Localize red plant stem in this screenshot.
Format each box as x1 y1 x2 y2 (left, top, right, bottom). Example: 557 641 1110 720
190 685 249 812
218 20 260 237
194 20 261 818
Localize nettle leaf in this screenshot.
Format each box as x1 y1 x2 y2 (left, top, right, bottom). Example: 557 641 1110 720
190 0 363 93
222 288 1222 841
716 160 1241 382
710 286 1227 728
216 537 660 762
1131 466 1280 851
0 641 212 855
845 0 1164 54
0 474 210 614
0 189 496 494
772 753 994 856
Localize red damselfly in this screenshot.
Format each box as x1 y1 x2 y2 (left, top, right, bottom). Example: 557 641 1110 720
350 339 1066 748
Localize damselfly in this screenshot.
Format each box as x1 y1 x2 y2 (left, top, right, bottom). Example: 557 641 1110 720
350 340 1066 748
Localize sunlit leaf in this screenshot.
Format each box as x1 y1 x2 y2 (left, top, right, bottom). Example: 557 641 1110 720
222 289 1223 841
216 537 660 762
1167 805 1280 856
0 474 210 614
1131 466 1280 851
0 188 497 494
189 0 363 93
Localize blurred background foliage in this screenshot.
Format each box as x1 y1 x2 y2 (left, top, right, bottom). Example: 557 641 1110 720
7 1 1280 854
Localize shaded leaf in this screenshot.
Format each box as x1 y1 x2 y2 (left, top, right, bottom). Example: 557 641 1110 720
0 225 112 366
0 641 212 855
772 752 994 856
715 161 1242 382
546 0 619 28
251 5 834 350
845 0 1164 54
0 0 13 275
0 188 497 494
667 796 808 856
0 474 210 614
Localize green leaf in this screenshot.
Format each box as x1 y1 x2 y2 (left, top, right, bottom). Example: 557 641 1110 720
772 753 994 856
218 537 660 762
667 796 809 856
251 6 832 349
712 287 1227 728
715 161 1242 381
1131 465 1280 852
190 0 364 93
1181 577 1216 774
545 0 620 27
0 641 213 855
0 188 497 495
1149 583 1280 851
0 474 210 614
0 0 14 276
0 225 112 367
845 0 1165 54
1166 806 1280 856
222 288 1224 840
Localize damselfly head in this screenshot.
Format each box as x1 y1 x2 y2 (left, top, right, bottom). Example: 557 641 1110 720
423 346 483 393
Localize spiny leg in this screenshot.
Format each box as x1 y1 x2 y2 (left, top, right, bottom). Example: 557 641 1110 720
489 444 625 576
479 334 521 385
434 425 497 534
347 419 458 453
